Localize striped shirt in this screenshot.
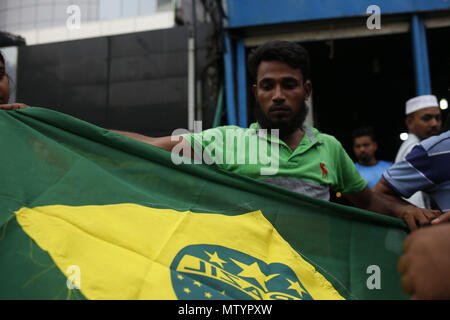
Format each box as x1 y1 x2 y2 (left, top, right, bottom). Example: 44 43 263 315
383 130 450 211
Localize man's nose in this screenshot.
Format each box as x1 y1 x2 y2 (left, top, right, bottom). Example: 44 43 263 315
272 85 285 102
430 117 440 127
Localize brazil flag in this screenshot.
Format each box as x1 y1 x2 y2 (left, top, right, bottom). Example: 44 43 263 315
0 108 408 300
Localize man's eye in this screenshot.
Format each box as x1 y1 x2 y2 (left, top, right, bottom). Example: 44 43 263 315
260 84 272 90
283 82 297 89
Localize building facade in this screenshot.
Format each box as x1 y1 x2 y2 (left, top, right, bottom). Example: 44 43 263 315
0 0 174 45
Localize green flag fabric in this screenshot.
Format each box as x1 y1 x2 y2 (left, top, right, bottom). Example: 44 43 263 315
0 108 409 300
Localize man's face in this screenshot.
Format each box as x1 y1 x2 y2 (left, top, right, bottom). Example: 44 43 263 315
252 60 311 136
0 60 10 104
353 136 377 165
406 107 442 140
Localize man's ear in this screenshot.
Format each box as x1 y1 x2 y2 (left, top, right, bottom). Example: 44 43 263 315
405 115 414 131
252 84 257 98
304 80 312 100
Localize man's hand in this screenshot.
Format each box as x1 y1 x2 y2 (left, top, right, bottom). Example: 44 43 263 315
431 211 450 225
0 103 29 110
395 205 441 232
398 223 450 299
345 186 441 231
371 178 442 231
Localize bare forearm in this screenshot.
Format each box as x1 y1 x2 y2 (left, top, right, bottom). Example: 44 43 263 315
372 178 412 207
345 186 441 231
346 186 401 218
110 129 190 155
362 190 404 218
110 130 156 145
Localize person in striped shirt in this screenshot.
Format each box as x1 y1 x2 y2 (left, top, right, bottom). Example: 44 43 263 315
389 125 450 299
374 128 450 230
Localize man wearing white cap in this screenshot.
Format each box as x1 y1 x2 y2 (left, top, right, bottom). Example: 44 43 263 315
394 94 442 208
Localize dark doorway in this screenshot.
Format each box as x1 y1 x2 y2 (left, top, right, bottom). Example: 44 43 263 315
303 33 416 163
427 27 450 129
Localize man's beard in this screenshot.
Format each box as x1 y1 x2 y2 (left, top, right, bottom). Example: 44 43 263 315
357 153 372 165
254 99 309 138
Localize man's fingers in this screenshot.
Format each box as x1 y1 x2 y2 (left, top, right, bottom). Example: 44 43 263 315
397 254 410 275
0 104 28 110
416 211 431 227
423 210 441 221
13 103 28 109
404 214 418 232
401 273 415 297
403 235 412 252
432 211 450 225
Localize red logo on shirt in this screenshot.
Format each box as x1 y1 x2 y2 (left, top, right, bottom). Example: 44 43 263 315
320 163 328 179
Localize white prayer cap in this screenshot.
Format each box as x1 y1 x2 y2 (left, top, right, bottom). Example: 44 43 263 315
405 95 439 115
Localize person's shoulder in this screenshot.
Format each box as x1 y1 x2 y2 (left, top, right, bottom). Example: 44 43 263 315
201 124 244 134
378 160 393 168
219 123 258 131
209 124 241 130
421 130 450 152
309 127 342 146
306 126 330 140
395 134 420 162
400 134 420 148
354 162 363 170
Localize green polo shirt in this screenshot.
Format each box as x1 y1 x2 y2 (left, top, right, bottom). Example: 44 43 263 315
181 123 366 200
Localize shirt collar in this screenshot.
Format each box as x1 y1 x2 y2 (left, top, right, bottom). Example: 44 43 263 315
249 122 322 153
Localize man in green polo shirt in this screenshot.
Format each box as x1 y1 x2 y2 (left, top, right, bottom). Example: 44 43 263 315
113 40 440 231
175 122 364 203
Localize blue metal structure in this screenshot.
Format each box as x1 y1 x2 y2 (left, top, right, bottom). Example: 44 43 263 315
236 39 248 128
411 14 432 95
226 0 450 28
223 33 237 126
221 0 450 126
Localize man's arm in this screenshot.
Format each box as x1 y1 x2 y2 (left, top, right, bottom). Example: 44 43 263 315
0 103 29 110
110 130 176 151
110 130 195 158
333 138 439 230
344 186 441 231
372 177 416 206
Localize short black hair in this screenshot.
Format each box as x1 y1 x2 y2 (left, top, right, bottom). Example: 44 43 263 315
247 40 311 84
352 126 377 142
0 51 4 66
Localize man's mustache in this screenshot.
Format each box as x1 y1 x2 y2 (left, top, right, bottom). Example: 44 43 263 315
269 104 291 112
429 129 440 135
358 153 369 159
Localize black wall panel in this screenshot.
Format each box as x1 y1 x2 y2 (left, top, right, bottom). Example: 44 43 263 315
17 24 218 137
